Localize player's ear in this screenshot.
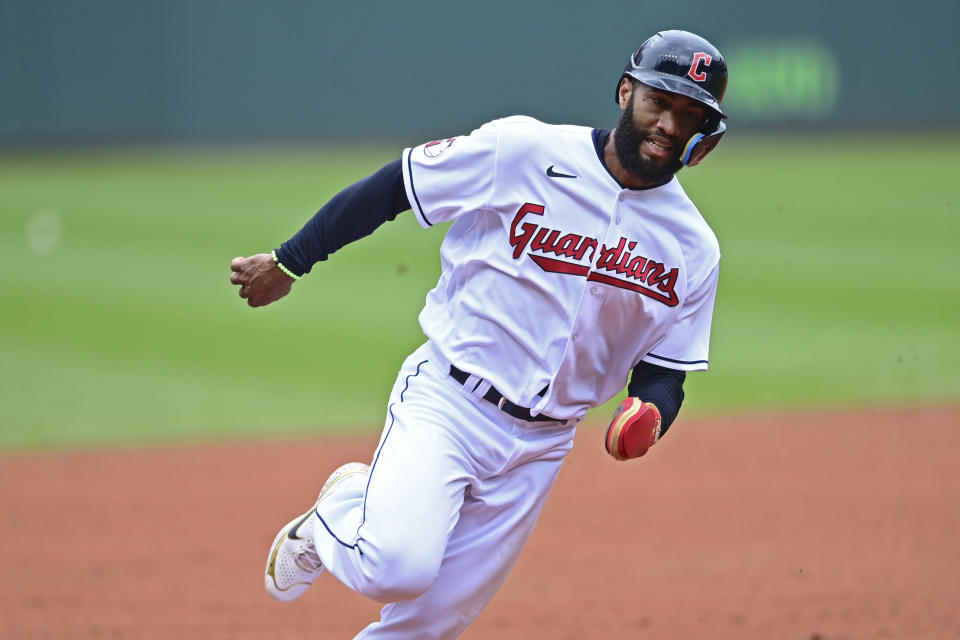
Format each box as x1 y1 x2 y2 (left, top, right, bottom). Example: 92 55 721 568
617 77 634 109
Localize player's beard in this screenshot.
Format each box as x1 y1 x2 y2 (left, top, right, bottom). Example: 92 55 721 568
614 94 684 185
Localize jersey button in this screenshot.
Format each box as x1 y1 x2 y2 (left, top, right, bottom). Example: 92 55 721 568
618 193 625 201
615 216 621 224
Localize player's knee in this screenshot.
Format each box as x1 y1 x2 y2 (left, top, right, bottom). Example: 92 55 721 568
364 574 436 603
358 549 441 602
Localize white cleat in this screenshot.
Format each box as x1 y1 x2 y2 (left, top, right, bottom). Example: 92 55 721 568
264 462 370 602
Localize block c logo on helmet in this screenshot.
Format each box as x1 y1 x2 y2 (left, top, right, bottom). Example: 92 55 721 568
687 53 712 82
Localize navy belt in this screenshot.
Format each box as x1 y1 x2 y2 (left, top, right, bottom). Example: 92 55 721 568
448 365 559 423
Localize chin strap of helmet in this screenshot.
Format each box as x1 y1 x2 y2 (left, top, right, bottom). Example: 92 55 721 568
681 120 726 167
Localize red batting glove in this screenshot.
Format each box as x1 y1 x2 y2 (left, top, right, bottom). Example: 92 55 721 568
604 397 662 461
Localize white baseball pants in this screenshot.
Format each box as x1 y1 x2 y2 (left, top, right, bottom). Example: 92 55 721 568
312 341 577 639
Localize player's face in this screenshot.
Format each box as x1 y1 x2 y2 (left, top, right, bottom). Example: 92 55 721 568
615 83 707 185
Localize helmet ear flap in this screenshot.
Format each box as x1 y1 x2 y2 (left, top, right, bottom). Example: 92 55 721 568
702 111 723 136
681 120 726 167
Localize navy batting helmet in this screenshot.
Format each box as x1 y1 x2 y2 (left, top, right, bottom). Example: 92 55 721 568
617 30 729 166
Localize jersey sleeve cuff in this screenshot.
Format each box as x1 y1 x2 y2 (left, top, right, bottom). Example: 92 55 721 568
401 147 432 229
642 353 709 372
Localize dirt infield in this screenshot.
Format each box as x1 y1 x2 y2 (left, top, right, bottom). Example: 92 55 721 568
2 406 959 639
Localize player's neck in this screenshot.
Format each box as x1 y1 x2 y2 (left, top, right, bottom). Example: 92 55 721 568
604 128 670 190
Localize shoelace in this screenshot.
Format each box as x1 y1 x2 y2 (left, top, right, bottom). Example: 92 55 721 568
294 541 322 572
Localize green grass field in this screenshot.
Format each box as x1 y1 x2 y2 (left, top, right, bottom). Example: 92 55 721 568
2 134 958 450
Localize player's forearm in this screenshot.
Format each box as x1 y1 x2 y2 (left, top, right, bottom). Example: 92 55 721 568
627 361 685 434
274 158 411 277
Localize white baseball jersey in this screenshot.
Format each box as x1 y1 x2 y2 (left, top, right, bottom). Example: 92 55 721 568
401 116 720 421
305 116 723 639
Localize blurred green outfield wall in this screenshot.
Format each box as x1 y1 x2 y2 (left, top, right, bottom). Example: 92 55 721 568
2 0 958 144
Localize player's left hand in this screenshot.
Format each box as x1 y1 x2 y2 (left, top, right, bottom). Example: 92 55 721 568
230 253 295 307
604 397 662 461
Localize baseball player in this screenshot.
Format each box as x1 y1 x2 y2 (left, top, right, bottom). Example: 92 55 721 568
230 29 727 639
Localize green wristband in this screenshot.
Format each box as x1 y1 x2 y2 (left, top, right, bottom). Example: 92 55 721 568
271 250 301 280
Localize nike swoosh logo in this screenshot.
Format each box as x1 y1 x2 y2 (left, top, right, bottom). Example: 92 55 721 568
287 509 316 541
546 165 577 179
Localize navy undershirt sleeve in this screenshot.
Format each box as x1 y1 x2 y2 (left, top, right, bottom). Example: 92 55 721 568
627 361 685 435
274 158 410 276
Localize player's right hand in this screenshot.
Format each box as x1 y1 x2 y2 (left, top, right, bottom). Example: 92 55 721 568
230 253 295 308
